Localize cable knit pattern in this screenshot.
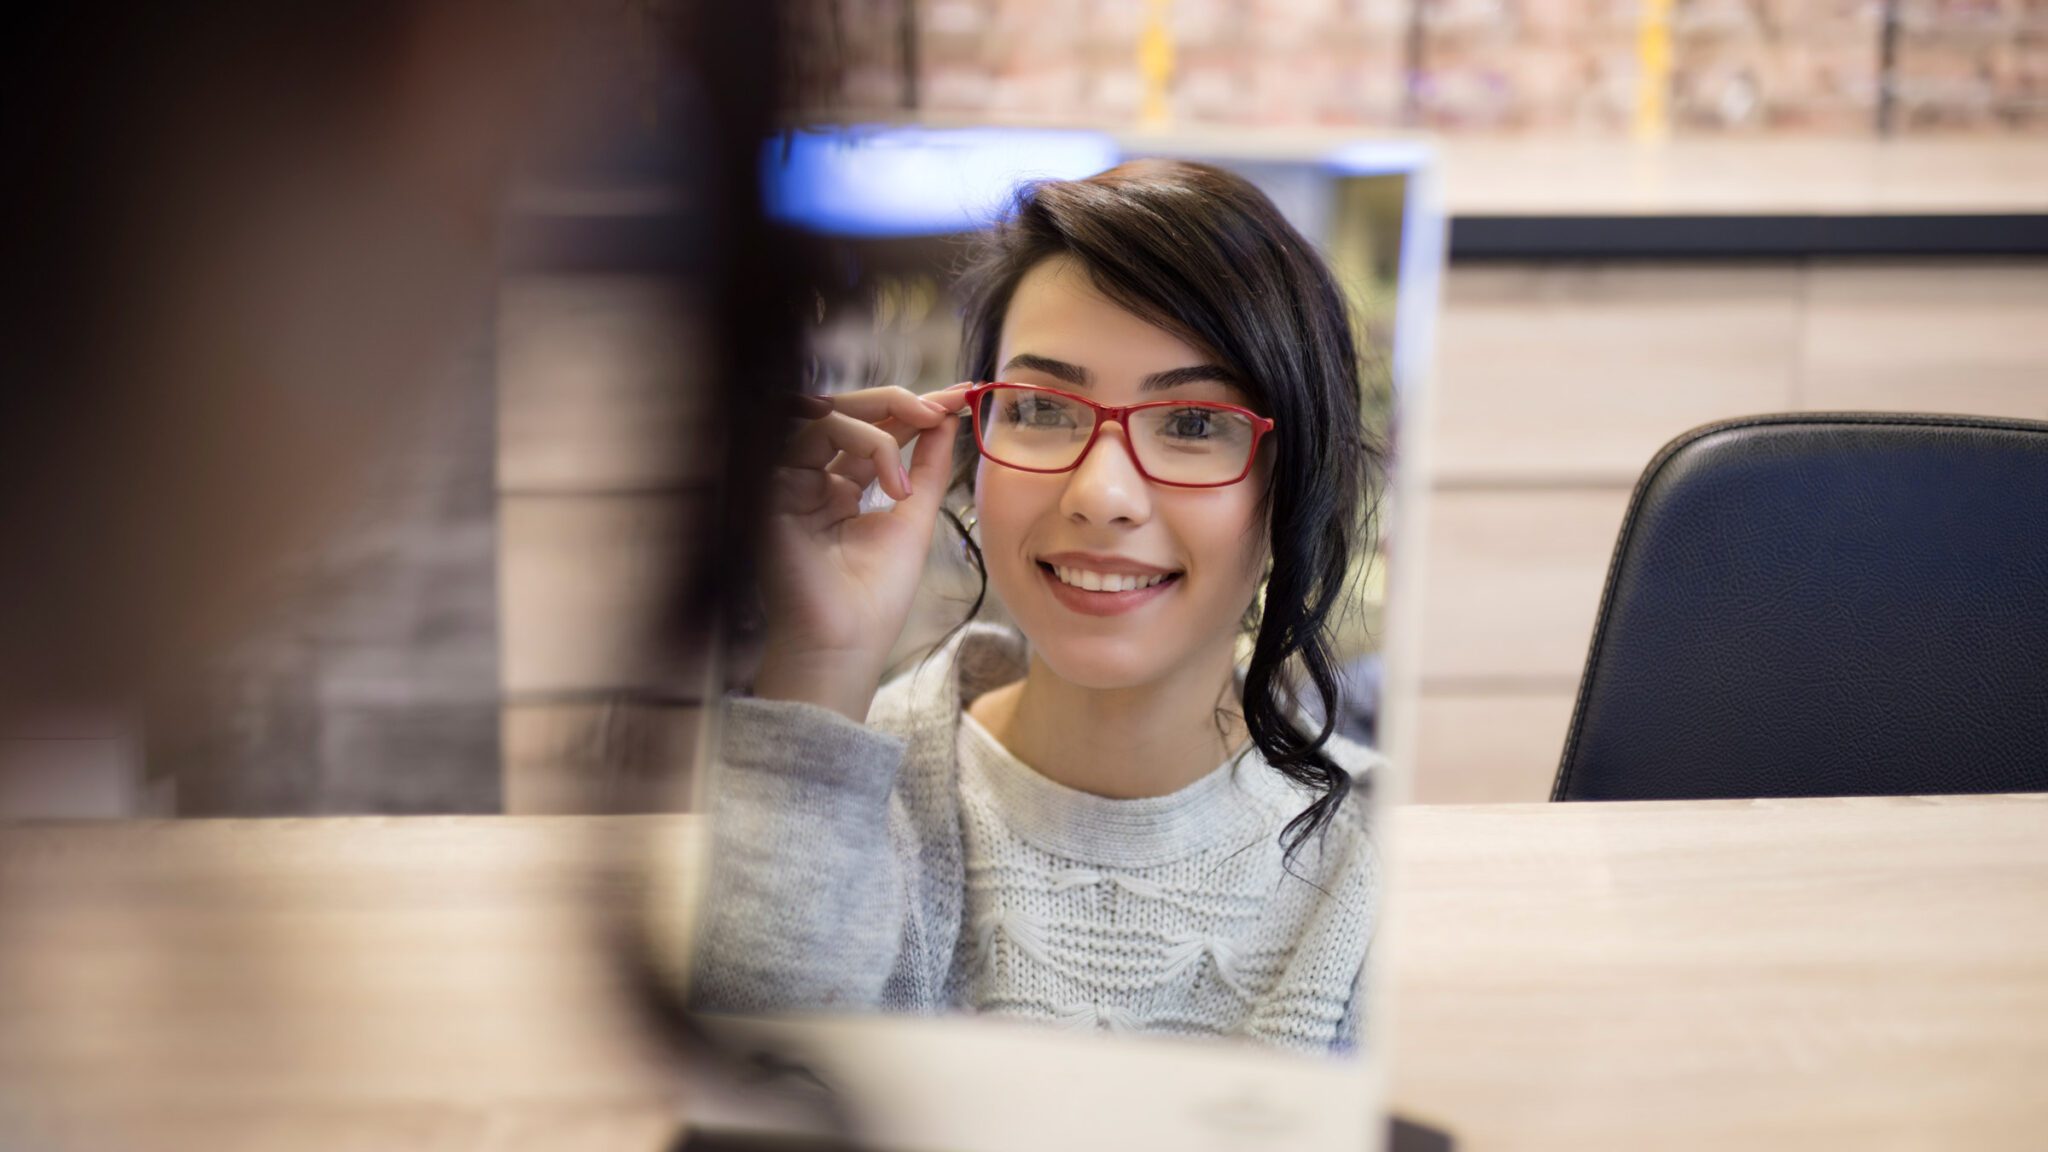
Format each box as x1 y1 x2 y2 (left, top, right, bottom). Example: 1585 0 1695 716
690 623 1384 1055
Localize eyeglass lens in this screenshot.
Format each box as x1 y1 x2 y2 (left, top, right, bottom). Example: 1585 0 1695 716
975 385 1257 485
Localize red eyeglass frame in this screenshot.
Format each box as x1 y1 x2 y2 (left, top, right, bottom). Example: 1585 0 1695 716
963 381 1276 489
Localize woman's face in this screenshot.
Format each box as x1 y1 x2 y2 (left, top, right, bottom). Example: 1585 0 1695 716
975 255 1271 690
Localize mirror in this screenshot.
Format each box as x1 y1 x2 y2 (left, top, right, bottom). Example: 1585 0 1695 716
663 125 1442 1151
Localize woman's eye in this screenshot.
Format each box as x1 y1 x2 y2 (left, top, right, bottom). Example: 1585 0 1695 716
1005 398 1074 427
1163 409 1216 439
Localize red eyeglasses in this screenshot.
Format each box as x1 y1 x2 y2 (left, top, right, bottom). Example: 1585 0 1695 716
964 382 1275 489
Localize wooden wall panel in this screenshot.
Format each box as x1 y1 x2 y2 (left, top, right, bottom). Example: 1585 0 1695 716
1432 265 1802 485
1800 260 2048 420
1418 488 1633 685
1411 692 1577 805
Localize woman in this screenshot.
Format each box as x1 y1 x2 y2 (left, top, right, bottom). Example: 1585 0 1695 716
692 158 1383 1054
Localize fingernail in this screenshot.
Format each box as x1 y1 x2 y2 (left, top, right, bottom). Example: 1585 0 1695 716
790 394 833 419
898 463 913 495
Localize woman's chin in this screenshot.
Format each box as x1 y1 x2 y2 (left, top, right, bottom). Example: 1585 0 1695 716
1021 634 1179 692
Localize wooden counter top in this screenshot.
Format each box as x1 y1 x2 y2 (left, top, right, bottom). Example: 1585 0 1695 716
3 793 2043 1149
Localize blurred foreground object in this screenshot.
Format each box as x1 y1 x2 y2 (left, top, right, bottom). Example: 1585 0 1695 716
1 0 851 1144
0 3 538 811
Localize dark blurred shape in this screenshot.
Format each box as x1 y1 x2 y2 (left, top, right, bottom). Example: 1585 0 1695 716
1555 412 2048 802
0 0 838 1143
665 4 813 668
1390 1115 1457 1152
0 3 533 719
674 1130 875 1152
0 0 824 816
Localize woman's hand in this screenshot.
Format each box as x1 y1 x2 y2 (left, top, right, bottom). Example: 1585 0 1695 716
753 383 974 722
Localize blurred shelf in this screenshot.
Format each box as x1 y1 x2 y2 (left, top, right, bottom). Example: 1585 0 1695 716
531 122 2048 226
1437 135 2048 217
1450 212 2048 257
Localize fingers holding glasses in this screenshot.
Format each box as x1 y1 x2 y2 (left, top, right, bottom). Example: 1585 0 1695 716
913 381 976 418
783 410 917 500
822 383 971 426
788 383 973 431
758 386 975 721
782 385 975 502
770 462 868 528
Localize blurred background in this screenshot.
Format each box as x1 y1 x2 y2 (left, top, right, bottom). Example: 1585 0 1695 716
798 0 2046 135
0 4 2041 1149
2 0 2041 826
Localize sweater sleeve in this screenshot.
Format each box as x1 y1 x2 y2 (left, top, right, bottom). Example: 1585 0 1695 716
686 695 914 1015
1333 948 1369 1055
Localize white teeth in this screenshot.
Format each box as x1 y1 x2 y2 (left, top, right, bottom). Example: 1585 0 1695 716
1050 565 1173 592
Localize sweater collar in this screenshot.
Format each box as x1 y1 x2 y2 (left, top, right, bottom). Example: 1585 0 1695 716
928 625 1312 868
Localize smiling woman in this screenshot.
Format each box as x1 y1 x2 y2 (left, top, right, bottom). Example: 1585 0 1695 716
694 159 1385 1055
949 161 1380 841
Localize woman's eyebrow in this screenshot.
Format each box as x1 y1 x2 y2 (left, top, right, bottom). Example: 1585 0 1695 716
1002 353 1091 387
1002 354 1238 393
1141 364 1239 391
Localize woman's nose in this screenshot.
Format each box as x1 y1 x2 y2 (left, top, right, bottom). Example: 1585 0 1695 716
1059 421 1151 526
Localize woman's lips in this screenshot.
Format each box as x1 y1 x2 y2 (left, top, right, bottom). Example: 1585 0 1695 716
1037 562 1181 617
1036 551 1179 578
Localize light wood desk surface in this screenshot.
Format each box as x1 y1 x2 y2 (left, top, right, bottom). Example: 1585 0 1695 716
2 794 2044 1150
1384 793 2048 1151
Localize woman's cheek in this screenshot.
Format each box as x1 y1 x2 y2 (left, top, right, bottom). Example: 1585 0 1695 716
1204 494 1271 632
972 473 1033 607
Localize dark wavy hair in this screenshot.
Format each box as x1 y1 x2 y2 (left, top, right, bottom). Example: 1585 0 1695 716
943 158 1380 862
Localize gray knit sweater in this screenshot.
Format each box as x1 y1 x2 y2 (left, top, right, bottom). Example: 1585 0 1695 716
690 624 1383 1054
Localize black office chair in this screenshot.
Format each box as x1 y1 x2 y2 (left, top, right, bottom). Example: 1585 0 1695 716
1552 412 2048 802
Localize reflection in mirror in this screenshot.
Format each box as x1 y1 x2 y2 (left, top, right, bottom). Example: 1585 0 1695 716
683 129 1434 1073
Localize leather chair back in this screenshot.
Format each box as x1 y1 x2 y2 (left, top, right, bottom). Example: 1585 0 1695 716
1553 413 2048 801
